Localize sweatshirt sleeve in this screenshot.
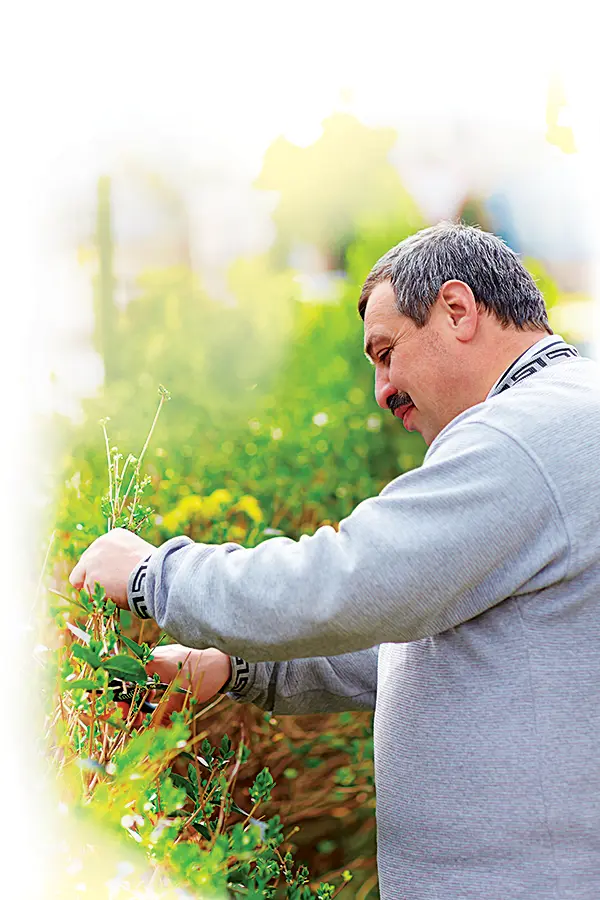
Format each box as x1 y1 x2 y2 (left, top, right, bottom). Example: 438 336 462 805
220 646 379 715
127 420 570 662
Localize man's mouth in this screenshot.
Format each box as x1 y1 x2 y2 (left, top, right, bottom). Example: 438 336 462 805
388 395 415 428
394 403 415 426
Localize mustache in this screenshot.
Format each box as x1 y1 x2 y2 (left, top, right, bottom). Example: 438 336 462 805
387 392 413 411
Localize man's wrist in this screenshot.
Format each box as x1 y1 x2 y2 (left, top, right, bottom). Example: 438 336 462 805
127 554 153 619
218 655 252 695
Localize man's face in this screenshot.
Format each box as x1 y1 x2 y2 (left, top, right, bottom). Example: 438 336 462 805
363 280 457 446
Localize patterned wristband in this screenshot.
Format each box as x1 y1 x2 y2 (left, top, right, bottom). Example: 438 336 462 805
129 554 153 619
218 656 251 694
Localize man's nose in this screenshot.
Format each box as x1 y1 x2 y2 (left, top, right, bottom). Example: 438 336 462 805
374 371 397 410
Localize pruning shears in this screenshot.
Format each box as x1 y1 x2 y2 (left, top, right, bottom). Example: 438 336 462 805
108 678 161 713
66 620 167 713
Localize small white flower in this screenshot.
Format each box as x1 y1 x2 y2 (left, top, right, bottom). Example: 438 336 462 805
312 412 329 427
271 427 283 441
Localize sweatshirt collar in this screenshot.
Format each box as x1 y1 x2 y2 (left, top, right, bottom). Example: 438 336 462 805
487 334 579 399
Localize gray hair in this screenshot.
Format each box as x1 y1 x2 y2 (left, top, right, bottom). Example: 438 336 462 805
358 221 552 333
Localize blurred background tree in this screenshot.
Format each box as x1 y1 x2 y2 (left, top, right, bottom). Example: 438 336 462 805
256 113 423 271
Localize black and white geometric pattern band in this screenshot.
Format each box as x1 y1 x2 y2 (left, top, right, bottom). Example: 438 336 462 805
492 339 579 396
219 655 251 694
129 554 152 619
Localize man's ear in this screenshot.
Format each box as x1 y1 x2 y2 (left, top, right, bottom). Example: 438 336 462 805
437 280 478 341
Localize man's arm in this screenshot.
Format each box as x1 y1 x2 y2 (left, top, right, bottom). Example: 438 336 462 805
128 420 570 661
222 646 379 714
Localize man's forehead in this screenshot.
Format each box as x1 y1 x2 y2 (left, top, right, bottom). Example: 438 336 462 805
363 282 405 358
363 280 397 324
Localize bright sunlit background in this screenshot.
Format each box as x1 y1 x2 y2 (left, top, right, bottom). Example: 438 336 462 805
2 2 599 896
17 4 600 421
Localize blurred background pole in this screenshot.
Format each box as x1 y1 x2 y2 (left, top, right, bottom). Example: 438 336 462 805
94 176 118 386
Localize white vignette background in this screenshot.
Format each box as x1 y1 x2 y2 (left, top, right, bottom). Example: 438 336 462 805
1 1 600 896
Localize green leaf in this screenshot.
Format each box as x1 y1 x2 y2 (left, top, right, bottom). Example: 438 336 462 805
78 589 93 611
238 741 251 764
200 738 214 767
100 654 147 684
178 751 196 763
92 581 106 606
63 678 101 691
316 885 336 900
249 767 275 804
263 814 283 848
118 632 145 660
231 801 250 817
170 773 197 802
316 840 337 854
72 643 103 669
191 819 211 840
187 764 199 800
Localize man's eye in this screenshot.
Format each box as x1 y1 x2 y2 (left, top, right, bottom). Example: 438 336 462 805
378 350 391 364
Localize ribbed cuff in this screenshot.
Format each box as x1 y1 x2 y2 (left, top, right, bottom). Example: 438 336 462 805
127 554 153 619
218 655 252 695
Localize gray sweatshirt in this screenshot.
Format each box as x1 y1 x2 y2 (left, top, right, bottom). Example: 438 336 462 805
128 335 600 899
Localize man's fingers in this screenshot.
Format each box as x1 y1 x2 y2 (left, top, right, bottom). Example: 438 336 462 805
69 560 86 590
144 655 176 684
145 647 194 687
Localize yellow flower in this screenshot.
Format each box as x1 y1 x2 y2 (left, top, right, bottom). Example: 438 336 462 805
178 495 205 516
228 525 247 542
235 494 263 524
161 510 181 533
162 494 205 533
203 489 233 517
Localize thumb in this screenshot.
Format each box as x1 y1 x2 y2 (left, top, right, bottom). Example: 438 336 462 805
69 560 86 590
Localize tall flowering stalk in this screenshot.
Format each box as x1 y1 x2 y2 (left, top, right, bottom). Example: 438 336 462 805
100 384 171 533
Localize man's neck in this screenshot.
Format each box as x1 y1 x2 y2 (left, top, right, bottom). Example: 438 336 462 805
482 330 551 399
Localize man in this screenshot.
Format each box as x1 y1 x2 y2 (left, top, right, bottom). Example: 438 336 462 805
70 222 600 899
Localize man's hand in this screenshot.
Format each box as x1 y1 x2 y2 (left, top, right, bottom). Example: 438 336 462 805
69 528 156 609
145 644 232 726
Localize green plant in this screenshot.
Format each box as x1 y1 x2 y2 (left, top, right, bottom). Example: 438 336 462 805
100 384 172 533
45 389 357 898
